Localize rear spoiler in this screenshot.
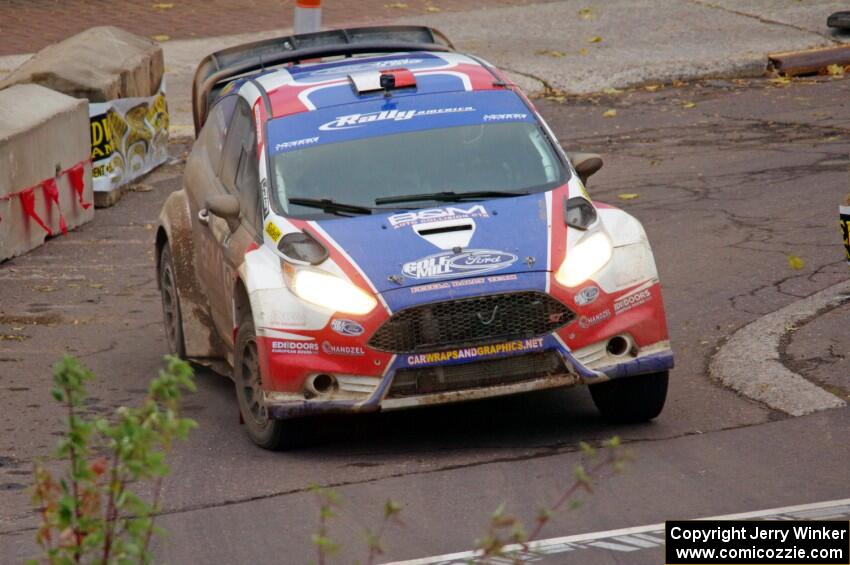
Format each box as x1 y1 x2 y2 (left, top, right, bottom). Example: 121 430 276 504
191 25 454 135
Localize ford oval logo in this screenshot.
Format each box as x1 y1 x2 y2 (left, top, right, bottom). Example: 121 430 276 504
402 249 518 280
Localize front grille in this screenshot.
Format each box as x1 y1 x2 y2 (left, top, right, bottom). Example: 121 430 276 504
388 350 566 397
369 291 574 353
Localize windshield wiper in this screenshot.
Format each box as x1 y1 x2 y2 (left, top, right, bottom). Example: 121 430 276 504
289 198 372 216
376 190 527 205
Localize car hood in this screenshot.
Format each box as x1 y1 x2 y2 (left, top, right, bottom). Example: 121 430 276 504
315 192 551 295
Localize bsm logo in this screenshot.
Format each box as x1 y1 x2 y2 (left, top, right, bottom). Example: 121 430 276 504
389 204 489 228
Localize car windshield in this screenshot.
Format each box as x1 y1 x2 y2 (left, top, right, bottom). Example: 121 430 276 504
271 122 566 217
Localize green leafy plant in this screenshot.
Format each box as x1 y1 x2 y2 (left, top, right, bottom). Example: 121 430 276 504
473 436 629 564
29 355 196 565
309 486 403 565
309 436 629 564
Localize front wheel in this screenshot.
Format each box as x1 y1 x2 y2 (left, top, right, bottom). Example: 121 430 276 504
234 318 309 450
589 371 668 423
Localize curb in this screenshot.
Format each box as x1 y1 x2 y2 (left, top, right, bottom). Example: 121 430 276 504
709 280 850 417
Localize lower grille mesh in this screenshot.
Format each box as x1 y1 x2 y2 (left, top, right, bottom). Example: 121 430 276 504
369 292 574 353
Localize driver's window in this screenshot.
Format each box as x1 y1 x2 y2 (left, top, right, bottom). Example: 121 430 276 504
220 98 261 230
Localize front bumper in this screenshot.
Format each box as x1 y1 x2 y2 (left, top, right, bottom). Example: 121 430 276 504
265 338 674 420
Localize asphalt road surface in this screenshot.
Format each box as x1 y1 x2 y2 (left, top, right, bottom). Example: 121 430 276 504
1 75 848 564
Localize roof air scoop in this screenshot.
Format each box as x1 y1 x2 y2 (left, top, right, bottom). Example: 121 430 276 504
349 68 416 95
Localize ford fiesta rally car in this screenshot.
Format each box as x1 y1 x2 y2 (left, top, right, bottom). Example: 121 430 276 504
156 26 674 449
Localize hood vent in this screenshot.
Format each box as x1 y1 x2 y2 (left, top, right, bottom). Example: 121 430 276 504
413 219 475 249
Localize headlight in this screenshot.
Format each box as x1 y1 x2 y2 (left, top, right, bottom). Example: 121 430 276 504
555 232 613 287
289 269 378 315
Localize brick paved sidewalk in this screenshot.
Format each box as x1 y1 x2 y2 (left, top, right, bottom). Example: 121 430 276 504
0 0 542 56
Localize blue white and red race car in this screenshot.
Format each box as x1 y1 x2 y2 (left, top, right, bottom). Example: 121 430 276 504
156 26 673 449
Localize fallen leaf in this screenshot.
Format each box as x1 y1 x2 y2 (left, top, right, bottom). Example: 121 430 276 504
602 109 617 117
785 323 798 332
385 2 408 7
617 193 640 200
787 255 804 270
129 183 153 193
577 47 589 56
0 334 28 342
88 283 104 289
546 95 567 103
425 5 441 12
769 76 792 86
671 79 686 87
578 7 595 19
682 101 697 108
32 285 55 292
150 34 171 42
587 36 603 43
602 87 623 95
535 49 567 58
826 64 845 76
152 2 174 9
644 84 661 92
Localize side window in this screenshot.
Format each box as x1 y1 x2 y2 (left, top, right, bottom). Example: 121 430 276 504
219 99 252 191
200 95 237 172
236 129 261 230
220 98 262 230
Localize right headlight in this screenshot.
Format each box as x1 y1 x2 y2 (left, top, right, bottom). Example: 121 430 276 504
286 267 378 315
554 232 613 288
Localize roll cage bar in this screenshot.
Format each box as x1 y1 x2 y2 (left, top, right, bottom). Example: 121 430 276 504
192 25 454 135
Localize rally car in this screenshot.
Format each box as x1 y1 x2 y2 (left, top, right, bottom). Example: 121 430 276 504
156 26 674 449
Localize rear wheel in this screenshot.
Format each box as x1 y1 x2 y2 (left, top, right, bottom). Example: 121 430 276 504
589 371 668 423
159 245 186 357
234 318 309 450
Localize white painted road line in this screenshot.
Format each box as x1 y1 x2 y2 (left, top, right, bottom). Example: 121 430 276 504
710 279 849 416
384 498 850 565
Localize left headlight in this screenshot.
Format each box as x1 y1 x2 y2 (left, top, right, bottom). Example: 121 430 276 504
555 232 613 288
290 268 378 315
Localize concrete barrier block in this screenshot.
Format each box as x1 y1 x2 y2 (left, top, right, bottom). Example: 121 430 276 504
0 26 163 101
0 84 94 262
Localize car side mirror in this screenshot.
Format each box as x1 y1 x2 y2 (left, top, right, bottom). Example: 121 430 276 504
569 152 604 185
206 194 241 233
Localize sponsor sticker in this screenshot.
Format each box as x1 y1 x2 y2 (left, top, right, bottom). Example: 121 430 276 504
841 205 850 264
574 285 600 306
389 204 489 229
402 249 518 280
578 309 611 328
265 221 282 243
409 273 519 294
275 136 319 152
331 319 365 336
483 113 528 121
261 178 270 217
272 340 318 354
320 107 475 131
321 341 365 356
406 337 545 366
614 288 653 315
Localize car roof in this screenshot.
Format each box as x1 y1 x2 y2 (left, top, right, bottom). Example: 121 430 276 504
251 51 505 119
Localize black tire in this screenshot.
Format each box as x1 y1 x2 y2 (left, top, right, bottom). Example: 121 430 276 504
589 371 668 423
159 245 186 358
234 318 309 450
